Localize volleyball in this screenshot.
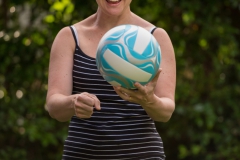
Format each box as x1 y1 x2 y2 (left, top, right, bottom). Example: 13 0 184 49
96 24 161 89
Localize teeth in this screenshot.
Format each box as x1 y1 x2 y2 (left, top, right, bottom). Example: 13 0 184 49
106 0 121 4
108 0 120 2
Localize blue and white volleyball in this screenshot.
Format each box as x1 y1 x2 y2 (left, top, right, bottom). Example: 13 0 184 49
96 24 161 89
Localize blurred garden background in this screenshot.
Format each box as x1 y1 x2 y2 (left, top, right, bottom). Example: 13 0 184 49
0 0 240 159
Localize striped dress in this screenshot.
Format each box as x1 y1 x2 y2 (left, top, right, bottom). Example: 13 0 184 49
62 26 165 160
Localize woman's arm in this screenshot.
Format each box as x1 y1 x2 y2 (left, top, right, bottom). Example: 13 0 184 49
46 27 101 122
114 28 176 122
46 27 76 122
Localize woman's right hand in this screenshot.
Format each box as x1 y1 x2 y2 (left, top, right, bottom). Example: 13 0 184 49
73 92 101 119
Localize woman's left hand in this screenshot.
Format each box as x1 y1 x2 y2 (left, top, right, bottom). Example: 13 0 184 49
113 69 162 107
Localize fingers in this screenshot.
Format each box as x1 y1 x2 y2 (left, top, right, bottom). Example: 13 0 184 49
74 93 101 119
114 69 162 104
85 94 101 111
134 68 162 91
114 87 136 102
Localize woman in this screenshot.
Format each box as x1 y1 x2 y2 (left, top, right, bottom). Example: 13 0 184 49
46 0 176 159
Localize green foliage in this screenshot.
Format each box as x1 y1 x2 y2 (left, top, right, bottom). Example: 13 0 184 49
0 0 239 159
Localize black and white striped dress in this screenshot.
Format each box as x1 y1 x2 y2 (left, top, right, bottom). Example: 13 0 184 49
62 26 165 160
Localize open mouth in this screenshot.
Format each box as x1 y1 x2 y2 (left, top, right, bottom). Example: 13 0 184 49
106 0 122 4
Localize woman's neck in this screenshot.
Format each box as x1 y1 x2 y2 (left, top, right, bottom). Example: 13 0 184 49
93 8 135 31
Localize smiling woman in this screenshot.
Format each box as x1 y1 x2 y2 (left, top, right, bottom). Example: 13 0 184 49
46 0 176 159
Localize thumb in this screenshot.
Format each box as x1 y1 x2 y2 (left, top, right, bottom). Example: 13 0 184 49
92 96 101 111
94 101 101 111
84 93 101 111
152 68 162 83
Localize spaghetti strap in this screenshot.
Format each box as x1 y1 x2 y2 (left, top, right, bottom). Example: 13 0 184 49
69 26 79 47
149 26 157 34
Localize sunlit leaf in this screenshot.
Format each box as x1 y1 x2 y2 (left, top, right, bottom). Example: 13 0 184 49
44 14 55 23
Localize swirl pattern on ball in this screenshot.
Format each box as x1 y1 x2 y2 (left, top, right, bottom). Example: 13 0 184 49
96 25 161 89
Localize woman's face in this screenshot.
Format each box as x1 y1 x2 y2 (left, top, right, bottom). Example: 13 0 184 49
96 0 132 16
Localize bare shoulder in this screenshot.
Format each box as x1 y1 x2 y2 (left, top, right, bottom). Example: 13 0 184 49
51 26 75 54
152 28 174 55
55 27 72 40
152 28 172 43
49 26 77 64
